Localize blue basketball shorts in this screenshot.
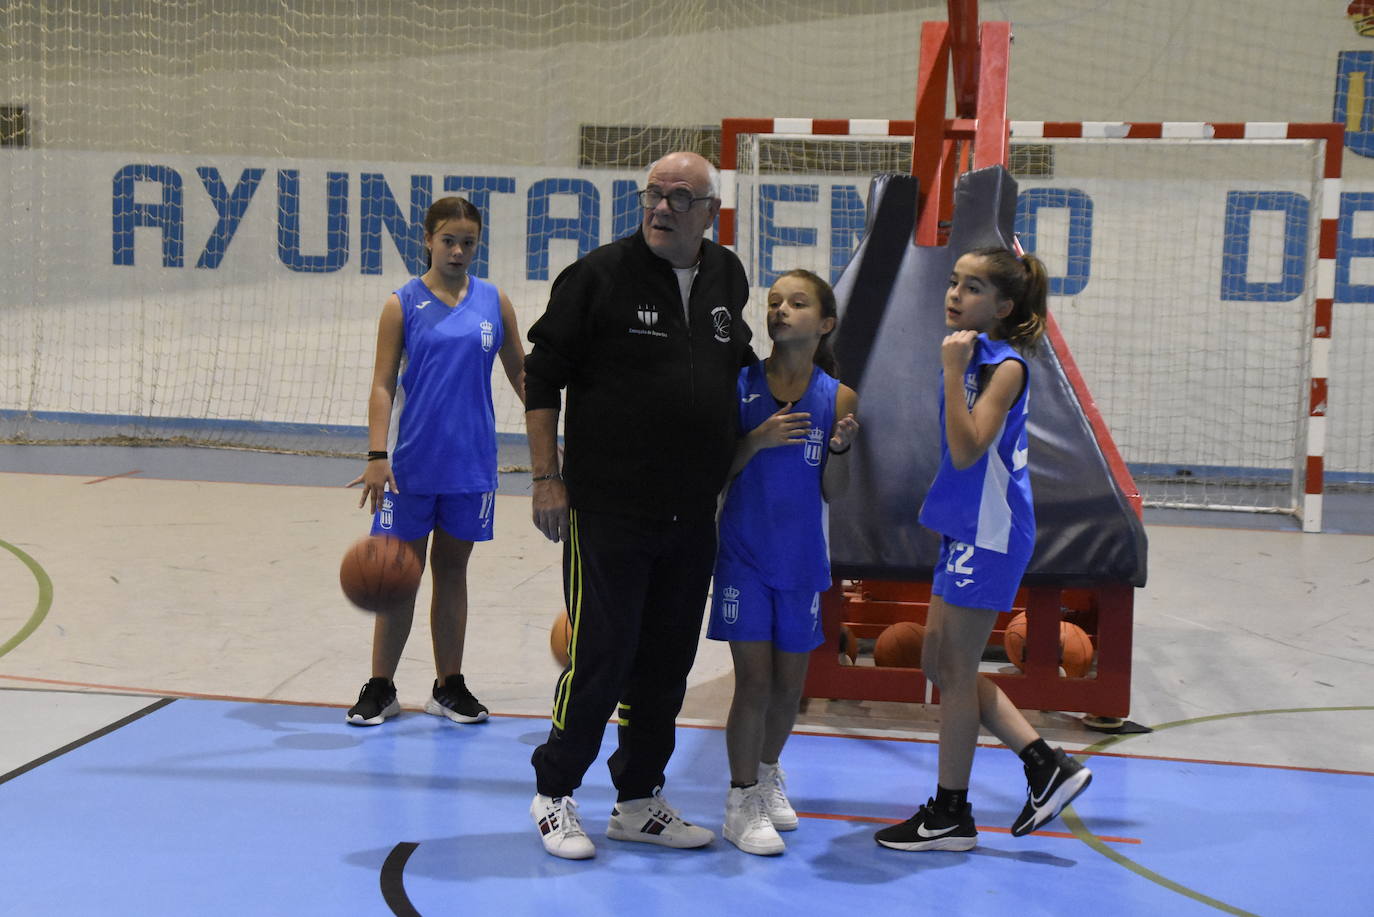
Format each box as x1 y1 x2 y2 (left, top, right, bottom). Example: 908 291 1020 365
370 490 495 543
706 555 824 654
930 535 1030 613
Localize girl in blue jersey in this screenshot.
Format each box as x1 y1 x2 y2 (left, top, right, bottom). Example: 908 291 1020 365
345 196 525 728
874 246 1091 853
708 269 859 855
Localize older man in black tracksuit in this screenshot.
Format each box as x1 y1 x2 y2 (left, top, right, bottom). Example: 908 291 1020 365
524 151 755 859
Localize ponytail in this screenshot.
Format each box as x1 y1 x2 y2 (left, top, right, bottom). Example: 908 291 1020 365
965 246 1048 352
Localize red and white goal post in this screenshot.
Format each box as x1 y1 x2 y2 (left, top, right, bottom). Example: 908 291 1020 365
720 117 1341 531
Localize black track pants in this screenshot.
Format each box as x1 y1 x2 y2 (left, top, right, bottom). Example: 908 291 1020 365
531 508 716 801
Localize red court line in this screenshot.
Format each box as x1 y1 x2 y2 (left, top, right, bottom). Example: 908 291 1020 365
82 469 142 484
4 672 1370 778
797 810 1140 845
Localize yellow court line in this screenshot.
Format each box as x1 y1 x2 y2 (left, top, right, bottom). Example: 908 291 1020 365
1063 705 1374 916
0 539 53 660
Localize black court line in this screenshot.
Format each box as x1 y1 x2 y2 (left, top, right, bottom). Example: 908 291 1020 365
381 842 422 917
0 697 176 786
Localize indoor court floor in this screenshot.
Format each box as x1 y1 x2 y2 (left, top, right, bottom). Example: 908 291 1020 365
2 444 1371 916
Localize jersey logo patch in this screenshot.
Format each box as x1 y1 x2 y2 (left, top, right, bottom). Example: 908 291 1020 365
710 306 732 342
804 427 826 466
480 319 494 352
637 304 659 327
721 585 741 624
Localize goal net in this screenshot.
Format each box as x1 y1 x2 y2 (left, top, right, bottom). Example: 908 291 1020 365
0 2 923 456
726 121 1333 522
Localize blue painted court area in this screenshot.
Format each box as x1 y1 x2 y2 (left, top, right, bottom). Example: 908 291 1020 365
2 698 1366 916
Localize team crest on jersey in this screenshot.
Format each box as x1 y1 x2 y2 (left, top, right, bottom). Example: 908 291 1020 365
804 427 826 466
480 320 494 352
710 306 732 342
378 495 394 530
637 304 659 327
721 585 741 624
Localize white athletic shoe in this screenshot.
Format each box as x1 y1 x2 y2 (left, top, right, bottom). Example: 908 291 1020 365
531 794 595 860
723 784 785 856
758 762 799 831
606 787 714 849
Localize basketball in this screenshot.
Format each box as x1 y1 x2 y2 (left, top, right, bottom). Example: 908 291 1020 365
550 610 572 668
1060 621 1095 677
339 535 422 612
873 621 925 667
1002 612 1029 667
1003 613 1095 677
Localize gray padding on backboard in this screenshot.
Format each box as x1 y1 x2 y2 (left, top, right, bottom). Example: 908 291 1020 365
828 165 1147 587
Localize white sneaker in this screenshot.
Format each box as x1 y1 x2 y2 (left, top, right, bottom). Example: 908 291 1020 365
758 762 798 831
606 787 714 849
530 794 595 859
723 785 785 856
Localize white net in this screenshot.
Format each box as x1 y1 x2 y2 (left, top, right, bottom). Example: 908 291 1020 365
1 0 1370 490
730 129 1326 515
0 1 923 455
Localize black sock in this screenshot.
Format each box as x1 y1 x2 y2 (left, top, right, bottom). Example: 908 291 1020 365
731 781 757 790
933 784 968 815
1019 738 1054 772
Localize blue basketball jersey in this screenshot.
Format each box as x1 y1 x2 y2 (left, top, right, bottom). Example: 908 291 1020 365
718 361 839 591
918 334 1034 555
388 275 503 494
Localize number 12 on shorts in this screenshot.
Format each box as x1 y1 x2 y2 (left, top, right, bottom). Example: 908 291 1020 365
946 541 975 576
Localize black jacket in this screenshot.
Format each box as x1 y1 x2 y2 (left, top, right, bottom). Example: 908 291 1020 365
525 229 755 521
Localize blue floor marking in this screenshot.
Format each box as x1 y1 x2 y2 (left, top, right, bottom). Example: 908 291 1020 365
1 698 1367 916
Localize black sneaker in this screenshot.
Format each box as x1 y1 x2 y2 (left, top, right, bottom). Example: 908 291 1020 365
874 798 977 852
1011 747 1092 836
424 674 488 723
346 677 400 726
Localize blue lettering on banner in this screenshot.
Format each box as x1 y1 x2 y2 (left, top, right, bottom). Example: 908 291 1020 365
1337 192 1374 303
443 176 517 278
360 174 431 276
195 167 264 269
526 178 599 281
112 164 185 267
1220 191 1308 301
758 184 819 289
1015 188 1092 296
830 185 866 284
277 170 349 273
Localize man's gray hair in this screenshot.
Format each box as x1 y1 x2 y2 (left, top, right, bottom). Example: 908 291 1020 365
645 155 721 199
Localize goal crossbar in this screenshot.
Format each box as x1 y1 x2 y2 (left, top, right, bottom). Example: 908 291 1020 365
719 118 1342 531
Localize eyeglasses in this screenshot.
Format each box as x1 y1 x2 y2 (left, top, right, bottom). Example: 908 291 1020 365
637 187 713 212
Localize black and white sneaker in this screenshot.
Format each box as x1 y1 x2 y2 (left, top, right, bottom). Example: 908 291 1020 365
346 677 400 726
1011 747 1092 837
606 787 714 848
423 674 488 723
874 799 978 852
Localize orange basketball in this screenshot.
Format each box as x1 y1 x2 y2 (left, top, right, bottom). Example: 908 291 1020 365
1003 613 1095 677
550 611 572 667
873 621 925 667
1002 612 1030 668
1060 621 1095 677
339 535 421 612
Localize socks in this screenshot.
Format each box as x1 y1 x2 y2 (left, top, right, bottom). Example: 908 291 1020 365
1019 738 1054 773
731 781 757 790
933 784 968 816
